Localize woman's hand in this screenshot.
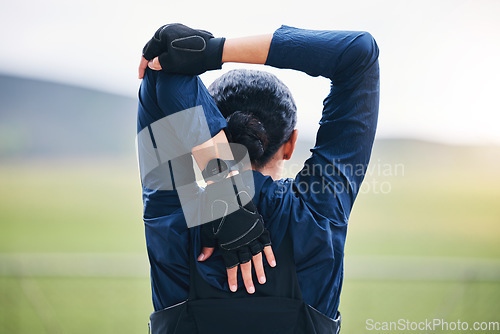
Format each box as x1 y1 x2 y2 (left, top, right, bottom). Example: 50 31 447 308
138 23 225 78
138 55 161 77
198 173 276 294
138 23 272 79
198 245 276 294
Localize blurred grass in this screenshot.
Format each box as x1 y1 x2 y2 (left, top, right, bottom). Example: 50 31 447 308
0 158 152 333
0 277 151 334
347 168 500 259
1 140 500 333
0 158 144 253
341 280 500 333
340 140 500 333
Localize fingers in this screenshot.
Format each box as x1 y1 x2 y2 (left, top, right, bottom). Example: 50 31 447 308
263 245 276 267
224 246 273 294
139 56 162 79
221 250 239 269
252 252 266 285
138 56 149 79
249 239 263 256
226 266 238 292
197 247 215 261
240 261 255 294
148 57 162 71
238 248 252 265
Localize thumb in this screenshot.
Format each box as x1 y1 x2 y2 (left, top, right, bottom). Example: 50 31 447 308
198 247 215 261
139 56 149 79
148 57 162 71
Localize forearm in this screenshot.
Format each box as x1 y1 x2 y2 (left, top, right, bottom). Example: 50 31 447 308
191 130 234 177
193 34 271 172
264 26 378 81
221 34 273 65
221 27 378 84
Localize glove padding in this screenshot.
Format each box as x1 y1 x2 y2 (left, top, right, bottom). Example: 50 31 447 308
201 174 271 269
142 23 225 75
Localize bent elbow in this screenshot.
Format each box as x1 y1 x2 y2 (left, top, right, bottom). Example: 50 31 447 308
333 31 379 82
352 32 379 62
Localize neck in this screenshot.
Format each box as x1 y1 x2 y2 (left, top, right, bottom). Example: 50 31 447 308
254 157 284 180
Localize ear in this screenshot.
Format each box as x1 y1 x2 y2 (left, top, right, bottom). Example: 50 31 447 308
283 129 298 160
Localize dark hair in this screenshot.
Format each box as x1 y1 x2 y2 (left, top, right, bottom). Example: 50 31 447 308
208 69 297 167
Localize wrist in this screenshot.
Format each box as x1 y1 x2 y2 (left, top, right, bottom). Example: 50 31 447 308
205 171 239 186
205 37 226 70
202 157 243 184
221 34 273 64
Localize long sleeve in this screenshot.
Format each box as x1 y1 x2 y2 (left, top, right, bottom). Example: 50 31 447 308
265 25 380 224
137 70 227 310
137 70 227 218
253 26 380 316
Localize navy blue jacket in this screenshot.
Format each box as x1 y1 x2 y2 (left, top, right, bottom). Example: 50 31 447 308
137 25 380 319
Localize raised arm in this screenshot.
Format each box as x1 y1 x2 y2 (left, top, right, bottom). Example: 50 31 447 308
263 26 380 221
138 29 277 295
143 26 379 222
141 34 273 76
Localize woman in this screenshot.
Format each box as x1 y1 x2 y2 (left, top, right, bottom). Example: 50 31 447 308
137 24 379 333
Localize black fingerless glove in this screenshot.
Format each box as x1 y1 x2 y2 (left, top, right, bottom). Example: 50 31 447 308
142 23 225 75
201 174 271 269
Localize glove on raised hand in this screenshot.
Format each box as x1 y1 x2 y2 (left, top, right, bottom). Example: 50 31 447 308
142 23 225 75
201 174 271 269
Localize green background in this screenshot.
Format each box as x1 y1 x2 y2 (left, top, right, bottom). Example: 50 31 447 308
1 72 499 334
1 139 499 333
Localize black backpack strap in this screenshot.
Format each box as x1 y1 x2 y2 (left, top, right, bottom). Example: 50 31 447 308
149 226 341 333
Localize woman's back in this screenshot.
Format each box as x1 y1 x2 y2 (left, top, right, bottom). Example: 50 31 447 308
138 24 379 332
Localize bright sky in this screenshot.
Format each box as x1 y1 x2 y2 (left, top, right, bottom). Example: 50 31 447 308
1 0 499 144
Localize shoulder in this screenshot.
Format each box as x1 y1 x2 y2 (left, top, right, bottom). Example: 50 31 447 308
252 172 295 212
254 170 348 229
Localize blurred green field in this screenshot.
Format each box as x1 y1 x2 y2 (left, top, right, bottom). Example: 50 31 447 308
1 140 500 333
0 277 151 334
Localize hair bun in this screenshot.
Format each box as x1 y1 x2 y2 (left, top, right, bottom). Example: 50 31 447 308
226 111 269 161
